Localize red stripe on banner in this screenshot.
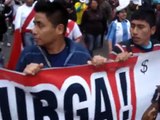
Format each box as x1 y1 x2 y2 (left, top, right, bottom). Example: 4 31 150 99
2 57 138 87
108 70 121 119
130 62 137 120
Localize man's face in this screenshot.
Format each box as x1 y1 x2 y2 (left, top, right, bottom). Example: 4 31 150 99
25 0 34 6
32 13 59 47
130 20 156 46
90 0 98 10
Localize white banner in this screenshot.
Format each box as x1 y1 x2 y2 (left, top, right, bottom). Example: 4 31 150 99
0 50 160 120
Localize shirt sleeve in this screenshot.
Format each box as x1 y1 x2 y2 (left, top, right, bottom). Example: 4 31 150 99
72 22 82 40
105 21 116 42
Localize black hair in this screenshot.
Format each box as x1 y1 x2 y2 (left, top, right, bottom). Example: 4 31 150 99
130 7 156 27
34 1 69 31
116 8 127 14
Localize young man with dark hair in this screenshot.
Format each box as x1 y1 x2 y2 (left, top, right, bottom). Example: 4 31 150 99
88 8 160 65
109 8 160 61
16 1 91 74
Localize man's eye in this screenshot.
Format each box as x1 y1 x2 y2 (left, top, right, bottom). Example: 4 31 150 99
38 24 43 28
37 23 44 28
138 26 144 29
34 21 44 28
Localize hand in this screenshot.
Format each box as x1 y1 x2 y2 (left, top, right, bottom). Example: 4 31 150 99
87 55 108 66
115 52 133 62
23 63 44 75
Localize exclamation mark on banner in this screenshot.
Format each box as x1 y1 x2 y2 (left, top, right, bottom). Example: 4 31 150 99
118 71 132 120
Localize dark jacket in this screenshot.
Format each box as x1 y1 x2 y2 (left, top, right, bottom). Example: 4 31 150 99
16 38 91 72
81 9 106 35
0 13 7 34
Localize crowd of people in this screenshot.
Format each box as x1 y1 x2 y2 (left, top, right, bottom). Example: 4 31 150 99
0 0 159 71
0 0 160 119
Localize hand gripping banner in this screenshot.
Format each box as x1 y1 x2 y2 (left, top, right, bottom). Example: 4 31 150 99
0 50 160 120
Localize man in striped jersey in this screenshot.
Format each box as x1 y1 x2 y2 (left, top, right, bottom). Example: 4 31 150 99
106 8 131 52
88 7 160 65
105 0 131 52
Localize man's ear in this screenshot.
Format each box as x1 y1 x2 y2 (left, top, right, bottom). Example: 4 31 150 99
56 24 65 35
151 26 156 35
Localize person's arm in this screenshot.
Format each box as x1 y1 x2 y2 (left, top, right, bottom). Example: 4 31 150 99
109 43 133 61
87 51 132 66
87 55 108 66
105 21 116 52
108 41 112 53
88 42 133 66
15 47 44 75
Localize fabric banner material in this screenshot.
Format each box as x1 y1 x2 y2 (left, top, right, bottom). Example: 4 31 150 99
0 50 160 120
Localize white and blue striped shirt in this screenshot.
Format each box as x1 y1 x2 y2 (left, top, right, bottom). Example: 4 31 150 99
105 19 131 48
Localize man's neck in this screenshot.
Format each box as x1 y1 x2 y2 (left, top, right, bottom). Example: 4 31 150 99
142 40 152 49
45 39 66 54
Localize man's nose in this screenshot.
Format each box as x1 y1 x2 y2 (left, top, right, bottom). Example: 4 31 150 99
32 26 37 35
132 27 138 34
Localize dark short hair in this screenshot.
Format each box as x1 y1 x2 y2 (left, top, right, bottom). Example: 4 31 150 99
130 8 156 27
34 1 68 31
116 8 127 14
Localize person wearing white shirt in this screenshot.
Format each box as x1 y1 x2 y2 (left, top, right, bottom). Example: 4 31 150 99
13 0 36 47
